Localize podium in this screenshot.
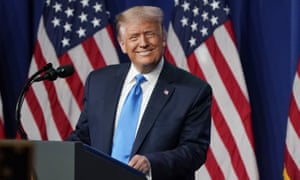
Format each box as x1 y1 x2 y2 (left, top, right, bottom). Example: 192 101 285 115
33 141 146 180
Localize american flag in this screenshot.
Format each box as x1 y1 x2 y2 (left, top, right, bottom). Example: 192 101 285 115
283 59 300 180
165 0 259 179
21 0 119 140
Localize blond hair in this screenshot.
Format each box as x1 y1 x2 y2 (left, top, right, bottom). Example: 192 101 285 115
115 6 165 40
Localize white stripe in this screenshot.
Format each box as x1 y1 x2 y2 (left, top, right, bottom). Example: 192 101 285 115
286 117 300 169
196 165 211 180
37 20 81 130
27 60 62 140
68 44 94 84
37 18 60 68
194 44 258 179
293 72 300 107
209 119 238 180
94 28 119 65
286 69 300 169
214 26 249 100
167 24 189 71
53 79 81 129
21 100 42 140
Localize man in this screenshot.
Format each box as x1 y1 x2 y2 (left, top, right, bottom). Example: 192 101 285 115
67 5 212 180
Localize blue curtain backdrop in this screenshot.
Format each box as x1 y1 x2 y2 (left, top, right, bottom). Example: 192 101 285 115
0 0 297 179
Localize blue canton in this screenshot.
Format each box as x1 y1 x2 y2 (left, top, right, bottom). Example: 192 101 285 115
172 0 230 56
43 0 110 56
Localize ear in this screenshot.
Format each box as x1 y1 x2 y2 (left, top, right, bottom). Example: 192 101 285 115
162 34 167 48
119 40 127 53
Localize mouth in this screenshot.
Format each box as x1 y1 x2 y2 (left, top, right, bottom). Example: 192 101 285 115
136 49 153 56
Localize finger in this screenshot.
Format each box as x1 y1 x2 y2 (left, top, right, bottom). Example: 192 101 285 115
129 155 150 173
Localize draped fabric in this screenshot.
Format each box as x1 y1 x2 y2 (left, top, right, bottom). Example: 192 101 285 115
165 0 258 179
21 0 119 140
0 0 298 179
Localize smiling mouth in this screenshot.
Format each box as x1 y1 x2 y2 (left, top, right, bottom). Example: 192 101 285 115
136 50 153 56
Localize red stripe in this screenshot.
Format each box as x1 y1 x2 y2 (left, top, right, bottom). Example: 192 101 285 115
205 35 255 148
289 94 300 138
59 53 84 110
82 36 107 69
205 148 225 180
25 86 48 140
212 98 250 179
34 41 73 139
224 20 237 46
164 46 177 65
297 58 300 76
0 119 5 139
187 53 250 179
284 145 300 180
106 25 118 48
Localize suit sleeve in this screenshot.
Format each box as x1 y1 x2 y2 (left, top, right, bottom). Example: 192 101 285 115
65 73 91 144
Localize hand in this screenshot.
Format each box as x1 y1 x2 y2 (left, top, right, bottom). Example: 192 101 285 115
128 154 151 174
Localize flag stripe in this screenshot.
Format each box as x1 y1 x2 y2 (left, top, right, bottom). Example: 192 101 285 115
59 53 85 110
23 1 119 140
164 47 177 66
36 21 83 126
81 37 107 69
166 1 258 179
34 42 73 139
185 44 250 179
214 22 249 100
25 86 48 140
223 20 237 46
197 147 224 180
209 121 238 180
206 31 254 147
185 52 235 179
284 59 300 179
289 94 300 138
166 24 189 71
286 117 300 161
22 99 43 140
93 26 120 66
194 43 257 179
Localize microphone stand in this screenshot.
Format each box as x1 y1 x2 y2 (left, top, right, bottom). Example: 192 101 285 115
15 63 53 139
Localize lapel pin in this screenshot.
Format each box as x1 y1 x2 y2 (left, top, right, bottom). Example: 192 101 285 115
163 90 169 95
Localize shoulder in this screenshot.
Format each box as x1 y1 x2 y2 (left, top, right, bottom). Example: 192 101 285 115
91 63 130 76
164 61 211 90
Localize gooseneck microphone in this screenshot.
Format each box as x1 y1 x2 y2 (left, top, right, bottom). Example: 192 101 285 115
15 63 74 139
34 64 74 82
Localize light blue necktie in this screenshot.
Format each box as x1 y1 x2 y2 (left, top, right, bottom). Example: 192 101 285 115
111 74 146 163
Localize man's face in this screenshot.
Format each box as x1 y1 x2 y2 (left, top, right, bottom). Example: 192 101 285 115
118 20 166 73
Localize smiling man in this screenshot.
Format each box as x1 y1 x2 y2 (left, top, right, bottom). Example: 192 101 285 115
67 5 212 180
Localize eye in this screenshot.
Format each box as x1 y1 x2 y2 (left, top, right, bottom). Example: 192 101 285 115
145 31 155 38
129 35 138 41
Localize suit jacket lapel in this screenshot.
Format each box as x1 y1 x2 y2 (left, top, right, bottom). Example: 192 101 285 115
131 61 176 155
99 64 129 153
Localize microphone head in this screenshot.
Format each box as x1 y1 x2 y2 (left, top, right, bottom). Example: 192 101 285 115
56 65 74 78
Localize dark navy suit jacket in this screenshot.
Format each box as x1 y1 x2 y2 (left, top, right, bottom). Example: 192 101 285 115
67 60 212 180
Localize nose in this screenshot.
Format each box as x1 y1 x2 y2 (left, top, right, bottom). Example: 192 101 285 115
139 35 148 48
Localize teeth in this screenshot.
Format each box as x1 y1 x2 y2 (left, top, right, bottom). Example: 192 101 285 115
138 51 151 56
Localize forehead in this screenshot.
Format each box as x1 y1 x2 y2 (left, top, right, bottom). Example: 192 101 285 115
123 20 160 33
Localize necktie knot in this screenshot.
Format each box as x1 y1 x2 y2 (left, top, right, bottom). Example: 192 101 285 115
135 74 146 85
133 74 146 95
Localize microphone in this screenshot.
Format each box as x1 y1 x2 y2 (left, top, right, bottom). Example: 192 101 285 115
15 63 74 139
34 64 74 82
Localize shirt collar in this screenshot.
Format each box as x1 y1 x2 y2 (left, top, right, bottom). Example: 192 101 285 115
127 58 164 84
